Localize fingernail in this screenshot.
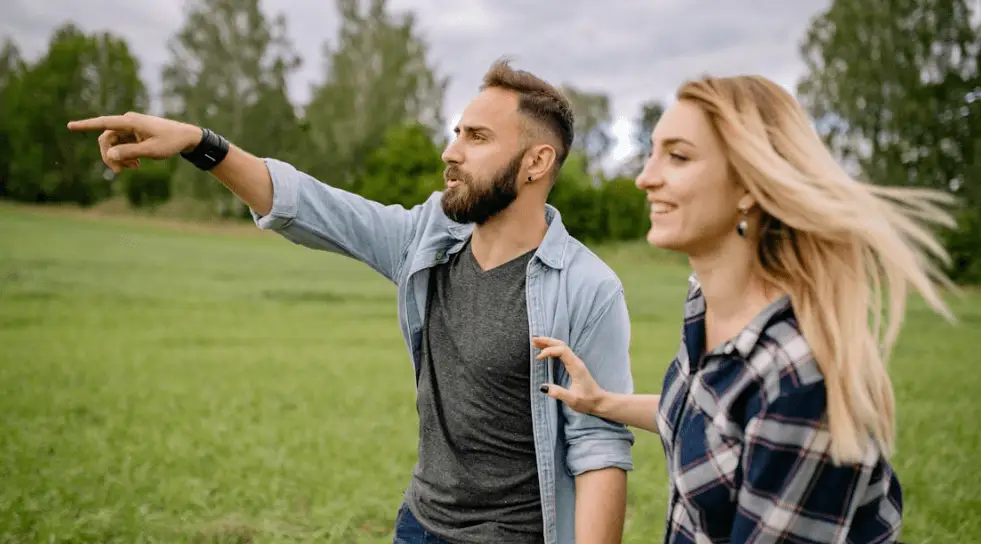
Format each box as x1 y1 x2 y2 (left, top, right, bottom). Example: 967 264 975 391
108 149 119 160
539 384 549 393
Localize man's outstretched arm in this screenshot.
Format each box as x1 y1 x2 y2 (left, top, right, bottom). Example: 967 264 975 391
205 140 274 216
68 113 424 282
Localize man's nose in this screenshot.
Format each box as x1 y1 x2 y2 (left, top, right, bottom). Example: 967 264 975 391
441 139 463 164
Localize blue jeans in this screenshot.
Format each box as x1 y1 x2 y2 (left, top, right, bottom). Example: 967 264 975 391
393 503 453 544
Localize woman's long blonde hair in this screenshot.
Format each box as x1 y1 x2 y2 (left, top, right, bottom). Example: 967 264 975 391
677 75 957 464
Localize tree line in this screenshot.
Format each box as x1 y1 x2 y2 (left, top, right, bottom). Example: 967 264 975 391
1 0 978 281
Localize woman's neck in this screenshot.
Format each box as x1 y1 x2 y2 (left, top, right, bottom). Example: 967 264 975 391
690 245 779 350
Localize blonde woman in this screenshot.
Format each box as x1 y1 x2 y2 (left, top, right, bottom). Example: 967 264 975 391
532 75 955 543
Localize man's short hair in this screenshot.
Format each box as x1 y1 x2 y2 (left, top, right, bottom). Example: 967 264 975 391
480 58 575 174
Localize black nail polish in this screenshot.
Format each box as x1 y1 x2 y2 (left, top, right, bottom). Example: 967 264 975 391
539 384 549 393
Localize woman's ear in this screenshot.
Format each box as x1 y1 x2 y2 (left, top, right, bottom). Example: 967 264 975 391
737 192 758 213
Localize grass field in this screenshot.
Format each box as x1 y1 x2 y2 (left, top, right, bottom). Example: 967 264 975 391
1 202 979 543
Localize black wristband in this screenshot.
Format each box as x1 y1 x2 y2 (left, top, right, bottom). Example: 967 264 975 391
180 128 229 171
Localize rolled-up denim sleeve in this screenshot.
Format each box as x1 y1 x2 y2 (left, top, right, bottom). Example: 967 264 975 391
250 158 423 283
562 286 636 475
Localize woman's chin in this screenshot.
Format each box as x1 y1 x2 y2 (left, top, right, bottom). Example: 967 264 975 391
646 228 683 251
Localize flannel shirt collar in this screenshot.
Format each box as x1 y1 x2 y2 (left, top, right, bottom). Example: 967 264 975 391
685 272 793 360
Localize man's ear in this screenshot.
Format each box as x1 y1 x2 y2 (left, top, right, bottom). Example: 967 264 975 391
526 144 557 183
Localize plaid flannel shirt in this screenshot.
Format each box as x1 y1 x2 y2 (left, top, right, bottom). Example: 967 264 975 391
654 275 904 543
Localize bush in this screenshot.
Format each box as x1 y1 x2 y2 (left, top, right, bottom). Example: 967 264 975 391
600 177 649 241
121 159 172 209
943 205 981 284
548 173 648 245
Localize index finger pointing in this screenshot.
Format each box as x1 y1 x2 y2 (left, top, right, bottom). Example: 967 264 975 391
67 115 133 132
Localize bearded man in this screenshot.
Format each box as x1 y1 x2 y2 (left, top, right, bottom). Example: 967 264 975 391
68 59 636 544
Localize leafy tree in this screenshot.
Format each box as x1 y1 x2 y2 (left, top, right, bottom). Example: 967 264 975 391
304 0 448 190
0 38 26 198
359 123 444 208
561 85 613 174
161 0 303 216
797 0 981 281
622 99 665 177
3 25 147 204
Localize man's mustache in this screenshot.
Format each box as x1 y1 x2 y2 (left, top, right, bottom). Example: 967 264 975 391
444 166 470 183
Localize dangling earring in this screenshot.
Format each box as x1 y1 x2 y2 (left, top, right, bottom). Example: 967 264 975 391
736 208 749 238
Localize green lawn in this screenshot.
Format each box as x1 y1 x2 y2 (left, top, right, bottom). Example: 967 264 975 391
1 203 978 543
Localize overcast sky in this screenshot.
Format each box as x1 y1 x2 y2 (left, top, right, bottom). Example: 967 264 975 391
1 0 830 168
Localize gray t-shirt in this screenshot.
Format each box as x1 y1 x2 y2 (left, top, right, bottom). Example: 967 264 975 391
404 240 544 543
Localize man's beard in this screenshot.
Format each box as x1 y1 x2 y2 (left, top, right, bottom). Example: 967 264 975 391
441 151 524 225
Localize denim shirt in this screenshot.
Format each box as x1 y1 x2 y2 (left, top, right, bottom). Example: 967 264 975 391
250 158 636 544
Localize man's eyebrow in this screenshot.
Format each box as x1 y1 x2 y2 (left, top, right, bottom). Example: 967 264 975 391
454 124 494 136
